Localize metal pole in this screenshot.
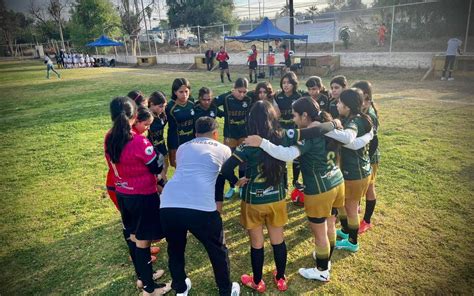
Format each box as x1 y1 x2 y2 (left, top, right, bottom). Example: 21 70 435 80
140 0 152 54
263 0 265 17
138 37 142 56
154 40 158 56
222 24 225 37
248 0 253 30
389 5 395 53
198 25 201 54
464 0 472 53
333 16 336 53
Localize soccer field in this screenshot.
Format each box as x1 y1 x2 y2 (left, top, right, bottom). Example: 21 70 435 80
0 60 473 295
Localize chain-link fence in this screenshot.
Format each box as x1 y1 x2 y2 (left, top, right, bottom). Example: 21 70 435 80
2 1 472 59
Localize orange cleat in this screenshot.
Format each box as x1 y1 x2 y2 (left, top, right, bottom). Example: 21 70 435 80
241 274 266 293
150 246 160 255
358 220 373 234
273 270 288 291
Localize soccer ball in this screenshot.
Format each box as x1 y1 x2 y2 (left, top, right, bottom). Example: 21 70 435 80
290 187 304 206
247 49 254 56
289 50 295 56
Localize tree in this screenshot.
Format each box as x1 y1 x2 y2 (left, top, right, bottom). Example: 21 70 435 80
69 0 121 49
30 0 69 49
0 0 33 56
279 4 289 17
306 5 319 19
117 0 147 56
166 0 235 28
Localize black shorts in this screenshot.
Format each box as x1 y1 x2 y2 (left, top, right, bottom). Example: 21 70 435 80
116 192 164 240
285 58 291 67
249 60 257 70
219 61 229 70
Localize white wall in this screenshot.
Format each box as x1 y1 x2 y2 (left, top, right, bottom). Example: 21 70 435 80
112 52 436 69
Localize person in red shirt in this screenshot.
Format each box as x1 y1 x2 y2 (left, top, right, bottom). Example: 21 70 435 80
105 97 170 295
248 44 258 84
378 23 387 47
216 46 232 83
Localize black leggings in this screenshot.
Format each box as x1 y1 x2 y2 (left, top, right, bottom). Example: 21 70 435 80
161 208 232 295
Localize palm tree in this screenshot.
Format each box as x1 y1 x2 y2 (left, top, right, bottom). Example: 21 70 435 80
306 5 319 19
279 4 289 17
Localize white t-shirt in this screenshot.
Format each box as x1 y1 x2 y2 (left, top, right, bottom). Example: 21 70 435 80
446 38 462 56
160 137 232 212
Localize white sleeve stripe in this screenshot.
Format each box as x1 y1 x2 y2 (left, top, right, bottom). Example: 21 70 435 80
145 155 157 165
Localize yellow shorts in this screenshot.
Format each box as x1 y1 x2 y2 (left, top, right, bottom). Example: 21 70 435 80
369 163 379 185
168 149 177 168
304 183 345 218
225 137 245 149
344 176 371 202
240 200 288 230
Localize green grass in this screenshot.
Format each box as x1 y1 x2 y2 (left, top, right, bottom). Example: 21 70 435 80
0 60 473 295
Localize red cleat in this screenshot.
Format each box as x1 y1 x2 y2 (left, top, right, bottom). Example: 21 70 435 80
358 220 373 234
241 274 266 293
150 246 160 255
273 270 288 291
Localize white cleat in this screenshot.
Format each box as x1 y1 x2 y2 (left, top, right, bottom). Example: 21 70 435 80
176 278 192 296
298 267 330 282
231 282 240 296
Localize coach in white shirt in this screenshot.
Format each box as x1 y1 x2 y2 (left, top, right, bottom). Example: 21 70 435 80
160 117 240 296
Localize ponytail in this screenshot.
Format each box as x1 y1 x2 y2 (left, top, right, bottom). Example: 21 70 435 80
106 97 137 163
340 88 373 133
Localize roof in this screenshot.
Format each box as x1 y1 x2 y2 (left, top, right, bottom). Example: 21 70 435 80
225 17 308 41
86 35 124 47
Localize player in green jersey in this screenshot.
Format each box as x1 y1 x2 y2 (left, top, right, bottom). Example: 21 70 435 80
305 76 330 112
334 88 374 252
215 78 253 198
166 78 195 168
275 71 303 188
353 81 380 234
328 75 348 119
221 101 288 293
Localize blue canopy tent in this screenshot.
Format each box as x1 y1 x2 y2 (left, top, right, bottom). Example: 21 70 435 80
224 17 308 76
86 35 124 56
86 35 124 47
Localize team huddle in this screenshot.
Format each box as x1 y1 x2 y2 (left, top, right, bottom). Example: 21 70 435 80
104 71 380 295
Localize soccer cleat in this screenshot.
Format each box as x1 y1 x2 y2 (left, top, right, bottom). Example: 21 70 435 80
298 267 330 282
440 77 447 81
241 274 266 293
336 229 349 239
273 270 288 291
335 239 359 252
224 187 235 199
231 282 240 296
448 77 454 81
358 220 373 234
150 246 160 255
176 278 192 296
312 251 332 271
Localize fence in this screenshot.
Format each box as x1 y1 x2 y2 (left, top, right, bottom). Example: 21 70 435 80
2 1 472 59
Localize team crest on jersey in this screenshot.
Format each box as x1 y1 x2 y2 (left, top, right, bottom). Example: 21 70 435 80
145 146 154 155
210 111 215 117
286 129 295 138
242 102 248 108
190 109 195 115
